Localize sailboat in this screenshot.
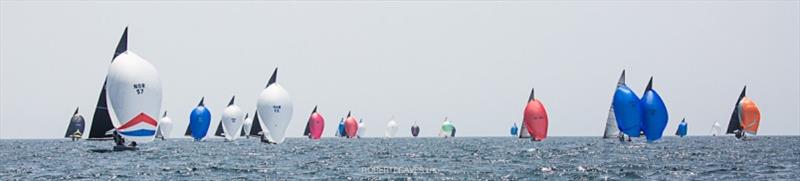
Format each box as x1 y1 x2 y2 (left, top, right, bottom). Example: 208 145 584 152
385 117 399 138
186 97 211 141
523 88 549 141
411 122 420 137
336 118 346 137
603 70 625 139
156 111 172 140
65 107 85 141
711 120 722 136
725 86 761 139
304 106 325 140
640 77 669 142
357 119 367 138
675 118 687 137
87 28 130 141
256 68 294 144
440 117 454 138
216 96 245 141
242 113 252 138
344 112 358 138
612 71 644 140
510 123 518 137
105 27 162 143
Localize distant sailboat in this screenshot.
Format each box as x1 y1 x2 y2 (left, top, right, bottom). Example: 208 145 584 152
242 113 252 138
344 112 358 138
216 96 245 141
87 28 130 141
411 122 420 137
612 71 644 140
385 117 398 138
725 86 761 139
711 120 722 136
510 123 518 137
603 70 625 139
337 118 346 137
675 118 687 137
304 106 325 140
65 107 85 141
256 68 294 144
357 119 367 138
186 97 211 141
105 27 162 143
156 111 172 140
640 77 669 142
523 88 549 141
440 117 454 138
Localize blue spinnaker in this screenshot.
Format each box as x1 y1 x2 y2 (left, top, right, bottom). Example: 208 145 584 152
510 124 519 136
189 98 211 141
612 85 644 137
641 78 668 141
676 121 687 137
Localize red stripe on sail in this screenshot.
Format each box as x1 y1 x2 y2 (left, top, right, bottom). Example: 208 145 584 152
118 113 158 130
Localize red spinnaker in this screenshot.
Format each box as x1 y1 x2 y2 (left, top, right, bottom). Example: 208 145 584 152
308 112 325 140
523 89 548 141
344 113 359 138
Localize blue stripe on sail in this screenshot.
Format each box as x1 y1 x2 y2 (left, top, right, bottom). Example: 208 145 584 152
120 129 156 136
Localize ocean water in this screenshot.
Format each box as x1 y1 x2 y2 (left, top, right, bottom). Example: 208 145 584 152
1 136 798 180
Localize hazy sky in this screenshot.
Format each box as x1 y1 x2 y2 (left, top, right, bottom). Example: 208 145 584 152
1 0 798 139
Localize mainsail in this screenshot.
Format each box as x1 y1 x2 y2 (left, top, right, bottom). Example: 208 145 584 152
603 70 625 138
65 107 86 138
726 87 747 134
214 122 225 137
518 121 531 138
248 111 263 136
88 28 128 140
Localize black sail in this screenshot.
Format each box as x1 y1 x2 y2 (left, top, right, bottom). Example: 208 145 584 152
184 124 192 136
214 122 224 137
725 87 747 134
65 108 86 138
88 27 127 140
249 111 263 136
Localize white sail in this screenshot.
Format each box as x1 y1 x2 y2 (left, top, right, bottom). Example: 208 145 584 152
221 97 245 141
158 111 173 139
603 70 625 139
256 68 293 144
242 114 252 136
385 118 398 138
106 51 162 143
357 120 367 138
711 121 722 136
518 121 531 138
603 106 620 138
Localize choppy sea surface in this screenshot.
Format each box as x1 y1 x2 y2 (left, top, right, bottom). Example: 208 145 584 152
1 136 798 180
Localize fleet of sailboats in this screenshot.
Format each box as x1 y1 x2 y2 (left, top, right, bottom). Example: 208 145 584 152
66 29 768 144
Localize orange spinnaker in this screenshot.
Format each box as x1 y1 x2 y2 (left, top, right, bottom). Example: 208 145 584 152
523 99 549 141
738 97 761 135
345 116 359 138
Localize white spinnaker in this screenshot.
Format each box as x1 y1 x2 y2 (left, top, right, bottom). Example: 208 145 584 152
243 115 253 136
603 106 620 138
106 51 162 143
159 115 173 139
357 121 367 138
385 119 398 138
711 121 722 136
221 104 245 140
257 83 293 144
